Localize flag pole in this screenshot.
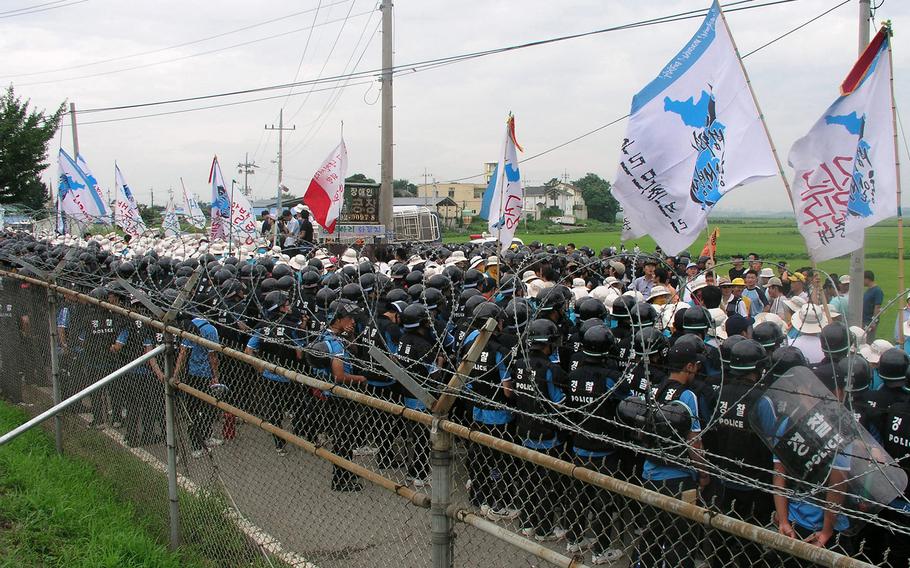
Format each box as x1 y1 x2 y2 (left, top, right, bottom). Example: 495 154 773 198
887 25 905 344
229 180 235 257
717 3 833 317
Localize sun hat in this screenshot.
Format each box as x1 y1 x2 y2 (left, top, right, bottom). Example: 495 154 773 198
647 285 671 302
791 303 828 335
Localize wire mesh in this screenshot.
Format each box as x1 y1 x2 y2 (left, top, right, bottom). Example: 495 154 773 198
1 233 909 568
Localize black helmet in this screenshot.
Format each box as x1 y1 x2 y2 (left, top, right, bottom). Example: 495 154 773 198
719 335 747 365
820 323 851 358
332 298 365 322
472 302 503 325
422 287 445 311
583 325 615 357
498 274 520 296
528 318 560 347
88 286 110 301
341 264 359 280
315 287 338 310
576 296 607 322
213 268 233 285
442 265 463 285
463 269 484 290
386 288 410 304
682 306 711 332
341 283 364 303
426 273 451 292
308 258 324 272
630 302 658 330
159 288 180 310
263 290 289 314
752 321 785 350
271 263 293 279
306 341 332 370
276 275 295 291
116 261 136 280
458 288 482 305
404 270 424 288
578 318 606 337
838 354 872 392
768 346 808 379
504 298 530 331
464 294 488 318
408 283 425 302
220 279 246 299
729 339 768 377
632 327 668 358
358 260 374 275
878 348 910 382
323 272 346 290
391 263 409 280
359 273 377 293
401 303 430 329
301 270 321 289
536 287 566 314
260 277 279 295
611 296 635 321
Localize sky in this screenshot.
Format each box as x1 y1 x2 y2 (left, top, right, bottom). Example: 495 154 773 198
3 0 909 213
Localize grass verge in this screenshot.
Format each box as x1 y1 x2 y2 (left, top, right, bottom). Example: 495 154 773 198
0 402 196 568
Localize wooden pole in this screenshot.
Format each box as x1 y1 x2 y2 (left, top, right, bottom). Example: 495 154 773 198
888 29 905 344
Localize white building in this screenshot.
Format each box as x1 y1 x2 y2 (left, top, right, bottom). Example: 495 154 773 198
523 182 588 221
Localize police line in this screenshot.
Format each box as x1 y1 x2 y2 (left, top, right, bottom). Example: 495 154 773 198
0 268 882 568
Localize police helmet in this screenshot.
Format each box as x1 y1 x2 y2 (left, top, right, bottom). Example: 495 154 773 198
301 270 321 289
472 302 503 325
408 283 425 302
213 268 233 285
499 274 520 296
458 288 482 305
276 275 295 292
271 263 293 279
391 263 409 280
264 290 289 314
768 346 808 378
220 279 245 299
426 274 452 293
308 258 324 272
175 265 194 278
752 321 785 350
838 354 872 392
682 306 711 332
611 296 635 321
576 296 607 322
306 341 332 370
583 325 615 357
341 283 364 303
728 339 768 377
463 269 484 290
719 334 747 364
88 286 110 301
401 303 431 329
116 261 136 280
323 272 345 290
820 323 851 357
359 273 377 293
578 318 606 336
878 348 910 382
422 287 445 311
536 287 566 314
632 327 668 358
404 270 424 288
630 302 658 330
315 287 338 310
464 294 488 318
358 260 374 275
528 318 560 347
260 277 279 295
332 298 365 322
504 298 530 331
386 288 410 304
442 265 464 285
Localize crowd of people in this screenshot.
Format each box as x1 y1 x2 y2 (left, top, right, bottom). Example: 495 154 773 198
1 226 909 567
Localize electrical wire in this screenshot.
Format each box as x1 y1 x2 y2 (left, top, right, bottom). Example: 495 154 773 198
281 0 326 108
0 0 351 79
0 0 69 17
72 0 793 116
15 9 376 88
0 0 85 19
741 0 850 58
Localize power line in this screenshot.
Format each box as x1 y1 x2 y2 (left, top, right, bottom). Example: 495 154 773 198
0 0 69 17
73 0 791 117
0 0 85 19
0 0 350 79
741 0 850 57
15 9 375 87
281 0 326 108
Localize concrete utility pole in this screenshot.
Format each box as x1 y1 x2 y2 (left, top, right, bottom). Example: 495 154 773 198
69 102 79 156
847 0 872 328
379 1 394 235
237 152 259 197
423 167 433 197
150 187 155 208
265 109 295 246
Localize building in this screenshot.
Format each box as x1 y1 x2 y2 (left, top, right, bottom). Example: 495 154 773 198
416 182 487 217
523 181 588 222
393 197 460 228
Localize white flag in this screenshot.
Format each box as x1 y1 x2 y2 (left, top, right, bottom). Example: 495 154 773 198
611 0 777 255
208 156 230 241
76 153 111 225
303 139 348 233
486 114 524 249
114 164 147 237
180 178 206 229
228 181 258 245
57 149 110 225
788 27 896 262
162 194 180 237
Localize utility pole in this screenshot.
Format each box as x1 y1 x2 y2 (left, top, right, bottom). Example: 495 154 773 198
150 187 155 208
379 1 394 237
265 109 295 246
69 102 80 156
847 0 872 328
423 167 433 197
237 152 259 197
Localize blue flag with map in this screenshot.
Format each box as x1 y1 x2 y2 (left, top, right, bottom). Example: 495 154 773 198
57 149 110 226
611 0 776 255
788 26 896 262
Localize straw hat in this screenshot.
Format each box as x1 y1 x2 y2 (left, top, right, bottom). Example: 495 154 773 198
289 254 308 271
446 250 468 266
860 339 894 364
522 270 539 283
708 308 728 340
469 256 485 269
340 248 359 265
486 256 499 266
759 268 774 278
647 285 671 303
782 295 806 314
754 312 787 331
791 304 828 335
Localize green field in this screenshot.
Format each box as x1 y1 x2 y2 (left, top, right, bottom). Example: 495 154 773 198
445 219 909 336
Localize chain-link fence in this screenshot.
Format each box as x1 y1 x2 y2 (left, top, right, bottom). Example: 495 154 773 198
0 256 908 568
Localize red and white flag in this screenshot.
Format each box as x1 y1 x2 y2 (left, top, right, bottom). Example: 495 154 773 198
303 139 348 234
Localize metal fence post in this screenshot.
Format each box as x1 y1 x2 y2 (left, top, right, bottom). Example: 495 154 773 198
430 418 453 568
45 288 63 454
163 333 181 550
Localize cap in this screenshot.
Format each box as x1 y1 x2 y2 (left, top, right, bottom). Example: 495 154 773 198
730 277 745 286
686 262 698 269
839 275 851 284
766 277 783 288
725 314 753 337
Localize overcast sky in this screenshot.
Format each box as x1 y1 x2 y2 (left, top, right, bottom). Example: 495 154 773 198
4 0 909 213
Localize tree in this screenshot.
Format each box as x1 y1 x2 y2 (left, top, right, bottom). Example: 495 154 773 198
0 86 65 207
544 177 561 208
393 178 417 197
573 173 620 223
345 173 376 184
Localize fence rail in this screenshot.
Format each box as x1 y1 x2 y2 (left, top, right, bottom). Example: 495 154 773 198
0 267 903 568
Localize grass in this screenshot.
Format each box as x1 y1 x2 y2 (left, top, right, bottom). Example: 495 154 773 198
444 218 909 335
0 403 194 568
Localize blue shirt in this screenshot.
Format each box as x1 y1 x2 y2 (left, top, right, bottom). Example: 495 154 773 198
463 330 513 425
246 326 302 383
521 366 564 449
181 318 219 378
643 388 701 481
319 329 351 397
863 285 884 325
